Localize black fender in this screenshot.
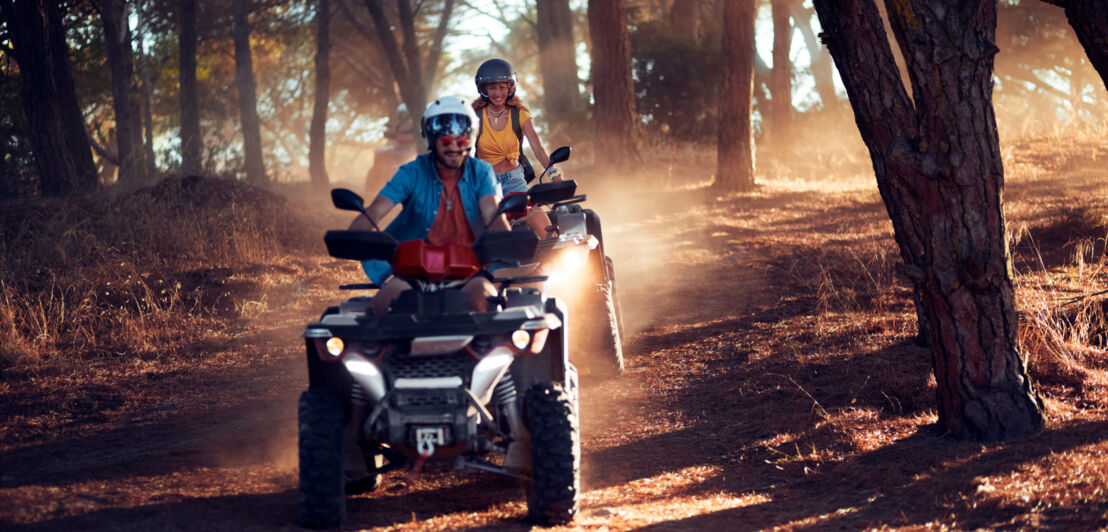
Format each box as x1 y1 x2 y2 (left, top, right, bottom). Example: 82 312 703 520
305 338 354 404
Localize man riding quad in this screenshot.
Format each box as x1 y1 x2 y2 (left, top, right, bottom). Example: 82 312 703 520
352 96 510 315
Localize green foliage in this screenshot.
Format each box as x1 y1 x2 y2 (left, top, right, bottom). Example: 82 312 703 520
630 21 721 141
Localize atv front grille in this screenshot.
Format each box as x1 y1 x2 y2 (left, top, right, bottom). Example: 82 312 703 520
392 389 464 408
384 352 474 382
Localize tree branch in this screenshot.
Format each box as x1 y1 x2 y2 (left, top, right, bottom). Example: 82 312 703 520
396 0 422 85
362 0 413 97
422 0 454 86
87 127 120 166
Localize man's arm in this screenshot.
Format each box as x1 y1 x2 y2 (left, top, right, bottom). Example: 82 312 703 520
349 195 397 230
479 194 510 232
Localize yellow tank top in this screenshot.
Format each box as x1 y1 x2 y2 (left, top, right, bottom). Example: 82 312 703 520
476 106 531 167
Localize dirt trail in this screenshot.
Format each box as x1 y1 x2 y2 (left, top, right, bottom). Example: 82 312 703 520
3 166 1108 530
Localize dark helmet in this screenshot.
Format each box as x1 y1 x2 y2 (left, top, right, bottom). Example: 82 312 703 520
474 59 518 100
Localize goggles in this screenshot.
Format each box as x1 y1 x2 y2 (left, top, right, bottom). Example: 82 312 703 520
424 114 473 142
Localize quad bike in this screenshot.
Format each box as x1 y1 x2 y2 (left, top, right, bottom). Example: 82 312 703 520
506 146 625 377
297 189 581 529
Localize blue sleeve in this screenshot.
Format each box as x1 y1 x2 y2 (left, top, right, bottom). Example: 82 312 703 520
361 260 393 286
379 163 416 205
474 160 501 198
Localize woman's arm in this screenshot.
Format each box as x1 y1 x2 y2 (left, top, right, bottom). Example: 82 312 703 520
522 119 550 169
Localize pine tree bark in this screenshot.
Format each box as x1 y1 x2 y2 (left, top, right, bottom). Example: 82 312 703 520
233 0 267 183
309 0 331 188
588 0 640 169
1046 0 1108 94
715 0 756 191
0 0 99 196
813 0 1043 440
179 0 202 175
536 0 581 134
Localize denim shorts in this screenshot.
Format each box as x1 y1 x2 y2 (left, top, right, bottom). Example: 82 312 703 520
496 165 528 193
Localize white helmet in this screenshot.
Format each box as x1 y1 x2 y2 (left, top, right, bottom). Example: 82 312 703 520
420 96 479 151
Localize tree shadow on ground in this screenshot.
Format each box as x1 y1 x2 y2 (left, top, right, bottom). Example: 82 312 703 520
585 338 935 493
633 418 1108 530
2 490 302 532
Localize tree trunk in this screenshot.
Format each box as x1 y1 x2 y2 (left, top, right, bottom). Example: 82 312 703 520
792 4 838 109
232 0 267 183
588 0 640 170
715 0 755 192
99 0 140 184
766 0 793 144
668 0 699 40
813 0 1042 441
309 0 331 188
0 0 99 196
179 0 202 175
536 0 581 135
135 0 158 177
1057 1 1108 94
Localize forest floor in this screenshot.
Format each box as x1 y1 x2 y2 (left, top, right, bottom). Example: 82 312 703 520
2 133 1108 530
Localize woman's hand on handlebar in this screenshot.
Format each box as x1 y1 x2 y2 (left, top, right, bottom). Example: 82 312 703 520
547 166 564 182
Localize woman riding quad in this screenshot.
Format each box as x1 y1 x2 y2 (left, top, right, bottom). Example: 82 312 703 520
472 59 562 237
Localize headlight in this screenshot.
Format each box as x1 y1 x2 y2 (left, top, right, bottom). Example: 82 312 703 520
325 337 345 357
511 330 531 350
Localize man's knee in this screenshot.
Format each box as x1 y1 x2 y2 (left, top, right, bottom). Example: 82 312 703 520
461 277 496 312
371 278 410 315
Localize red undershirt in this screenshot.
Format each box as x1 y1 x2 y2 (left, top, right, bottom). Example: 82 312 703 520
425 171 475 246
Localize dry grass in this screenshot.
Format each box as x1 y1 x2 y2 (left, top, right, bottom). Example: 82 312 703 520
0 176 356 452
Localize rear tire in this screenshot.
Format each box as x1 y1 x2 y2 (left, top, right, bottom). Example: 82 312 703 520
298 389 346 529
524 383 580 525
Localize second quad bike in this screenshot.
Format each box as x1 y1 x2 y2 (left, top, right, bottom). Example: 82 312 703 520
506 146 625 377
297 189 581 529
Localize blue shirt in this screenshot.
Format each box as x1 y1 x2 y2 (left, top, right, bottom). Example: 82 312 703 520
362 153 501 284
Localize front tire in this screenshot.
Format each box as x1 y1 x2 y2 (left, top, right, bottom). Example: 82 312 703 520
298 389 347 529
576 283 624 377
524 383 580 525
605 256 626 342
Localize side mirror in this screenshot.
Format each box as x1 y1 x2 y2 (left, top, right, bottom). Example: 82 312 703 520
331 188 365 212
548 146 571 166
332 187 381 231
496 193 530 217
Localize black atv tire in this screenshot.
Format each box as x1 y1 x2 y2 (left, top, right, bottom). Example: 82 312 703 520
577 282 624 378
605 256 626 342
298 388 347 529
524 383 580 525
